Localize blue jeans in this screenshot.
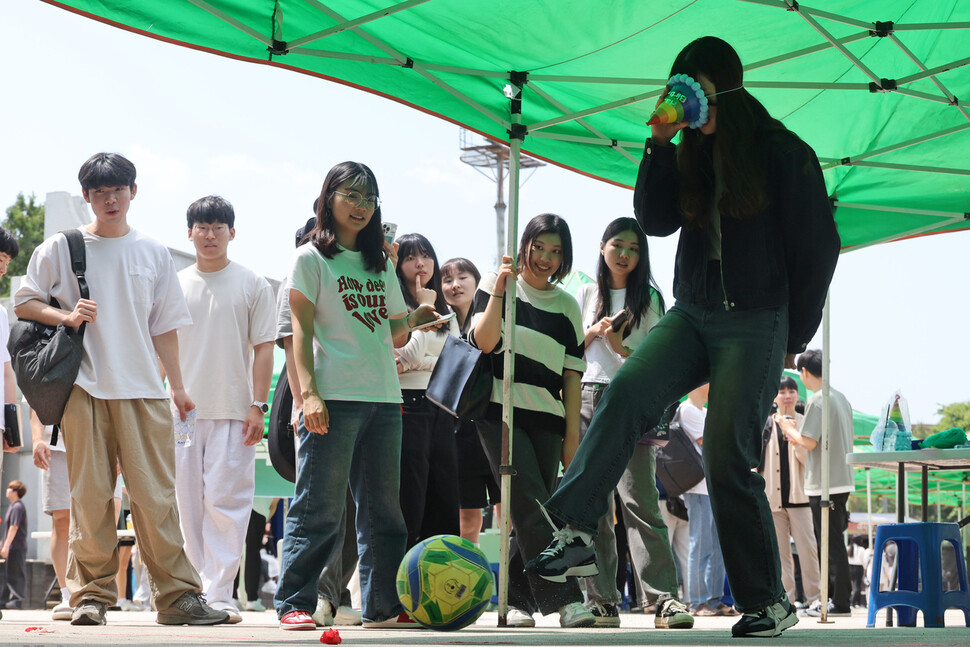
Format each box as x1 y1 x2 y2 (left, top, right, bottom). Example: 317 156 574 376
580 384 679 607
545 299 788 612
275 401 407 623
684 493 725 609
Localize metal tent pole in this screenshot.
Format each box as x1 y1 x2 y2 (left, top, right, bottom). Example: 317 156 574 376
496 72 525 626
866 468 873 550
819 292 832 622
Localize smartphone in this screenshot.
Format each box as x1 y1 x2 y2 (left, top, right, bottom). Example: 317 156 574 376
610 308 630 332
410 311 457 331
382 221 398 245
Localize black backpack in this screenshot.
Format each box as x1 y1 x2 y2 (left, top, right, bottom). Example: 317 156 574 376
267 364 296 483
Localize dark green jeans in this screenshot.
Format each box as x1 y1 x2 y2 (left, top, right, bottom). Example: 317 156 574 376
545 300 788 612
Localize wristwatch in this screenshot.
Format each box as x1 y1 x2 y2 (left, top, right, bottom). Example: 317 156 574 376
252 400 269 413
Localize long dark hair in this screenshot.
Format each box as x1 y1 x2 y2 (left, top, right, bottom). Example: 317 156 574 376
670 37 788 228
308 161 387 273
441 257 481 334
594 217 665 333
517 213 573 284
395 233 451 318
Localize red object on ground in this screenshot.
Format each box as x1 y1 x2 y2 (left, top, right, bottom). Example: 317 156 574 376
321 628 342 644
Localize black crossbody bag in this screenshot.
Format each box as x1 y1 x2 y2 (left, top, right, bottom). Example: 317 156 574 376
7 230 88 432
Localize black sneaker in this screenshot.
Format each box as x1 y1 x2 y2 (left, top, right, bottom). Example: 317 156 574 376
525 528 598 582
586 601 620 627
156 591 230 626
655 598 694 629
731 599 798 638
71 599 107 626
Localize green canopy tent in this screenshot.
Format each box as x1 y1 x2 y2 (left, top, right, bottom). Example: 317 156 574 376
42 0 970 618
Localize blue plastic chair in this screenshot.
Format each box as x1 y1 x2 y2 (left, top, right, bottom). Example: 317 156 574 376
867 522 970 628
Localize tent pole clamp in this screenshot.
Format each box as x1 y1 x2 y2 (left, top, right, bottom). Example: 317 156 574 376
267 39 288 59
870 21 894 37
869 79 897 93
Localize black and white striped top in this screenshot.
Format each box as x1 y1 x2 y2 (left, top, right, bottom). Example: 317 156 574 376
469 271 585 435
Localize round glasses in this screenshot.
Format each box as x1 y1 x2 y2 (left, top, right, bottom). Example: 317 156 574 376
334 190 381 210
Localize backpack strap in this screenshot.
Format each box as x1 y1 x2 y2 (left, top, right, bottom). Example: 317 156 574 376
61 229 89 335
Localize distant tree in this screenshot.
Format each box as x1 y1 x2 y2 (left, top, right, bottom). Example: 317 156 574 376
933 401 970 433
2 193 45 295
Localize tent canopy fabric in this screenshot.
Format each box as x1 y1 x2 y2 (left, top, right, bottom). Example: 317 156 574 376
45 0 969 505
45 0 970 250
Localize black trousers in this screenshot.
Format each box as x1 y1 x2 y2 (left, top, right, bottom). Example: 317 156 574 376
476 417 583 615
244 510 267 602
809 492 851 610
400 390 460 548
0 548 26 609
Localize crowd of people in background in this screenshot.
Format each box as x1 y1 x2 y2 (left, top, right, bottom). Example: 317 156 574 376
0 35 857 639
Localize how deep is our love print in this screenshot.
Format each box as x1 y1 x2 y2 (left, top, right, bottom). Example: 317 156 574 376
337 274 390 332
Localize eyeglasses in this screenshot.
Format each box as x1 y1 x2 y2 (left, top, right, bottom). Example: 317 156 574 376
192 223 229 235
334 190 381 210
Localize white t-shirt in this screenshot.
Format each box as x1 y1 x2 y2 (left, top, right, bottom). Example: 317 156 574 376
577 283 662 384
289 244 406 403
15 227 191 400
678 399 708 496
801 386 856 496
397 316 459 391
276 273 294 340
178 262 277 421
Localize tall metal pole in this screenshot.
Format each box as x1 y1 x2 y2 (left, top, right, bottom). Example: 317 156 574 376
497 72 525 626
494 152 507 268
866 468 873 550
819 292 832 622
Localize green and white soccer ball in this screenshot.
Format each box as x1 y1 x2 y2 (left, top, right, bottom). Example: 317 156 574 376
396 534 493 630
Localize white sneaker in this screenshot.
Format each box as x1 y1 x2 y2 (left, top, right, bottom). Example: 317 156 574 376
52 600 74 621
209 600 242 624
244 599 267 612
334 604 362 626
559 601 596 628
312 596 334 627
506 607 536 627
119 599 148 612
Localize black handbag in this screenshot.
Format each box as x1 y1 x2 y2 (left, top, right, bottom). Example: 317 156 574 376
7 230 88 427
2 403 20 448
654 407 706 498
425 334 493 419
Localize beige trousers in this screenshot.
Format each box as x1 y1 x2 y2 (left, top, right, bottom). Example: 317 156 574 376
62 386 202 609
772 506 820 605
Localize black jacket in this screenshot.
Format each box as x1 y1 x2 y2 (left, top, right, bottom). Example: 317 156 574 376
633 129 840 354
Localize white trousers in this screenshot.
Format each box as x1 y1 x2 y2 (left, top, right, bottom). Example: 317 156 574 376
175 419 255 604
771 506 820 605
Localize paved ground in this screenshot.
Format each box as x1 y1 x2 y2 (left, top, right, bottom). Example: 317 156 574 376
2 607 968 646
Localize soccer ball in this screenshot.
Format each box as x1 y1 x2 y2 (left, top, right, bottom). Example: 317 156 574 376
396 534 493 630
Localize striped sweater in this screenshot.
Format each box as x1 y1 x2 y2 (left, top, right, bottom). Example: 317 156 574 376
469 271 585 435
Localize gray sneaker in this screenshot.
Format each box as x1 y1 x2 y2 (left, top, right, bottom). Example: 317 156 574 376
71 599 107 626
655 598 694 629
156 591 230 626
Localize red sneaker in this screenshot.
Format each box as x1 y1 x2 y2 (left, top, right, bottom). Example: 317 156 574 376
362 611 424 629
280 610 316 630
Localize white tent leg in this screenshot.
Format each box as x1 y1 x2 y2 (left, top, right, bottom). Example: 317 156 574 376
819 292 831 622
497 76 524 627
